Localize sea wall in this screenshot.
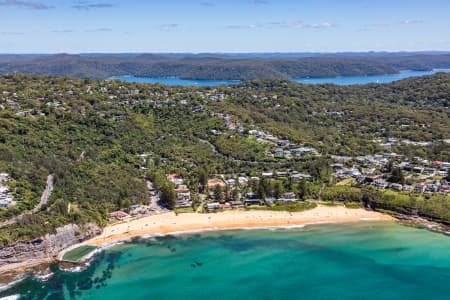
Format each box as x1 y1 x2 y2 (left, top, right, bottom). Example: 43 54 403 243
0 223 101 268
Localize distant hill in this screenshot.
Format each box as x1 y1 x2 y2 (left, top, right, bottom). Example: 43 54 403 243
0 53 450 80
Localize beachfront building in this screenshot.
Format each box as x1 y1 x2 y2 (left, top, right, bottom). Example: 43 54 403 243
109 211 130 221
175 185 192 208
207 178 226 190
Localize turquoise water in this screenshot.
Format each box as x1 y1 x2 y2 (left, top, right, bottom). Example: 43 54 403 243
110 69 450 86
2 222 450 299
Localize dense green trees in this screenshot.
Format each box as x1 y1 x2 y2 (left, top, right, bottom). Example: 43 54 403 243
0 73 448 246
388 168 405 184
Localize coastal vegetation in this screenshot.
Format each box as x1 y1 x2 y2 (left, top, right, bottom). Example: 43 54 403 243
0 73 448 246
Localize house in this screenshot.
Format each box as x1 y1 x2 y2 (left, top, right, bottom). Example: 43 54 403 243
284 151 292 159
440 185 450 194
210 129 223 136
390 183 403 191
291 173 313 181
175 186 191 201
261 172 274 178
246 192 258 199
291 147 316 157
167 174 184 186
403 185 414 192
402 164 413 172
425 184 439 193
412 167 424 174
238 177 249 186
206 202 221 211
220 203 231 209
423 168 436 175
278 192 297 202
230 201 244 208
109 211 130 220
0 199 15 208
244 199 263 206
432 161 443 168
207 178 226 190
175 199 192 208
441 162 450 169
272 148 284 158
437 171 448 177
225 178 236 186
332 155 353 163
331 163 344 169
373 180 388 189
277 140 290 147
415 184 426 193
383 152 398 158
275 171 289 178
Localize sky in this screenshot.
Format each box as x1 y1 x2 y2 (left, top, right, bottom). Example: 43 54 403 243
0 0 449 53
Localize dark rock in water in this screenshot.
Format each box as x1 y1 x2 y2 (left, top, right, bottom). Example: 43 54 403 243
47 292 64 300
77 278 93 290
155 235 176 242
106 252 121 263
195 261 203 267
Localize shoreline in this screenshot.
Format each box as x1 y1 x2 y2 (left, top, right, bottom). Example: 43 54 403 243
64 205 395 250
1 206 394 284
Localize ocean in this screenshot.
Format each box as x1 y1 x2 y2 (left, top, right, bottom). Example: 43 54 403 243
2 222 450 299
110 69 450 86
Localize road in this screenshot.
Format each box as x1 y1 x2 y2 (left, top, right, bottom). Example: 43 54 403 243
32 175 54 213
0 174 54 227
147 180 168 213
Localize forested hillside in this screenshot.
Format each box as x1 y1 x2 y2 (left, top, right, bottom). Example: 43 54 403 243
0 73 448 245
1 53 450 80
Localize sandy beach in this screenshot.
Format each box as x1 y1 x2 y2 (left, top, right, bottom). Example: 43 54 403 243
80 206 394 248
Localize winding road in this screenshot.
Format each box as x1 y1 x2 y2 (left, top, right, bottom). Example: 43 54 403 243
0 174 54 227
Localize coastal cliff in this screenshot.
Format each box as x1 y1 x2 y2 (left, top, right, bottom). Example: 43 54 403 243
0 223 101 272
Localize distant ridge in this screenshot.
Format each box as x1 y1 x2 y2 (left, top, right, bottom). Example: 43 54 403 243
1 52 450 80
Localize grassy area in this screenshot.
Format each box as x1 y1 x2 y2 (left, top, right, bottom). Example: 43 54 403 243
248 201 317 212
344 202 363 209
336 178 356 186
174 207 195 214
62 245 97 263
319 201 340 206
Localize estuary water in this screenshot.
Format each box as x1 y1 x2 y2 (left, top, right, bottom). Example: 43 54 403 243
291 69 450 85
2 222 450 299
110 69 450 86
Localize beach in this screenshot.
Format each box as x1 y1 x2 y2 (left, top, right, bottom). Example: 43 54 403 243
76 205 395 248
0 206 394 280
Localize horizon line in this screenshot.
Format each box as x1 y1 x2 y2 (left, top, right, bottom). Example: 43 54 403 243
1 50 450 55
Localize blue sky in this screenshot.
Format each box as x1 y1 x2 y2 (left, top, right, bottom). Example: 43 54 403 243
0 0 449 53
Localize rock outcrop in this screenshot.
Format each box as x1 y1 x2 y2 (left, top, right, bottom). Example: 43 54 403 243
0 223 101 267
